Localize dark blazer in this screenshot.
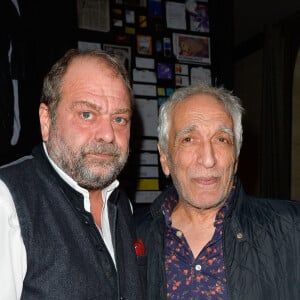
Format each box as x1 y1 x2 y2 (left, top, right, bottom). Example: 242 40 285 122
135 178 300 300
0 144 145 299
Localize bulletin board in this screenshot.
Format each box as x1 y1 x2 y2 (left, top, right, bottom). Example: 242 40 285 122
76 0 213 203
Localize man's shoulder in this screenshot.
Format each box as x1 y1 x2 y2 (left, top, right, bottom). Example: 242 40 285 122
0 145 44 174
264 197 300 221
0 145 57 197
237 194 300 230
246 195 300 213
0 155 35 186
0 154 34 171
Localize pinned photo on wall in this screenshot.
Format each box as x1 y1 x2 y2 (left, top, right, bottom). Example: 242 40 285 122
137 35 153 55
112 7 123 27
190 66 212 85
134 98 158 136
158 97 166 106
163 37 172 57
165 1 186 30
157 62 173 80
186 1 209 32
175 63 189 75
78 41 101 51
156 39 163 53
136 57 155 69
77 0 110 32
125 10 135 23
133 69 157 83
173 33 211 64
175 75 189 86
157 87 166 96
103 44 131 72
139 15 147 28
148 0 162 17
166 87 174 96
133 83 157 96
113 19 123 27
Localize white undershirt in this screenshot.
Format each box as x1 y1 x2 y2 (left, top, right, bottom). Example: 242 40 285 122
0 144 118 299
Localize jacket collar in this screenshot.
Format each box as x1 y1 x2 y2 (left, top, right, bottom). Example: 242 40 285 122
150 176 246 236
150 184 176 219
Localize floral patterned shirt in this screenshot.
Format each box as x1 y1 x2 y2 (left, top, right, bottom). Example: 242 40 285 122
162 187 234 300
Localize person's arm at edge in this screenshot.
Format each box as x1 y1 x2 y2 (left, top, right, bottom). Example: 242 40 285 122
0 180 26 299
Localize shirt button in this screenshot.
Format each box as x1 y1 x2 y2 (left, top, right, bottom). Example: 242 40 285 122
236 232 243 239
195 264 201 271
176 230 183 238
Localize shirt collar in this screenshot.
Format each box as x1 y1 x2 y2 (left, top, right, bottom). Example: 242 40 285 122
43 143 119 212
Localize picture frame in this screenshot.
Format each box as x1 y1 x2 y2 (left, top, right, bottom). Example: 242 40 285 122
77 0 110 32
157 62 173 80
103 44 131 72
136 35 153 55
186 1 209 32
173 33 211 65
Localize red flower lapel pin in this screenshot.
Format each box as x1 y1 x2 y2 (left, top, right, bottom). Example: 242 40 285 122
134 239 145 256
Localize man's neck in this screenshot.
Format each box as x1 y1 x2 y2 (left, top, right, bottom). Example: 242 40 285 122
171 202 221 258
89 189 103 228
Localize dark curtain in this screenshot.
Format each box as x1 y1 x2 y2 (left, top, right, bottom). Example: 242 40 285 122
0 0 20 164
209 0 234 89
259 12 300 199
0 0 78 165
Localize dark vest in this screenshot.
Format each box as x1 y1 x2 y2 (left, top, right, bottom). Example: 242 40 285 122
0 145 144 299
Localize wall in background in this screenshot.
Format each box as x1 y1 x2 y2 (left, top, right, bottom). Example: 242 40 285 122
234 49 263 195
291 49 300 199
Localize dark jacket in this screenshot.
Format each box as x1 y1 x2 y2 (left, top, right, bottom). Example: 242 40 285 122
135 179 300 300
0 145 144 300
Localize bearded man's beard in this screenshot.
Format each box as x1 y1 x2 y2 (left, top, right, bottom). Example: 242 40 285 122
46 129 128 190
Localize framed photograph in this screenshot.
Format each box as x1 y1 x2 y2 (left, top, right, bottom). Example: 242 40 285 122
173 33 211 65
157 62 173 80
78 41 101 51
77 0 110 32
175 63 189 75
137 35 153 55
191 66 212 85
125 10 135 23
112 7 123 27
103 44 131 72
175 75 189 86
186 1 209 32
166 1 186 30
148 0 162 17
138 15 147 28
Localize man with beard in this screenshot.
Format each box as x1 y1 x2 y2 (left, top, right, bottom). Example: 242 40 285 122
0 49 144 299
